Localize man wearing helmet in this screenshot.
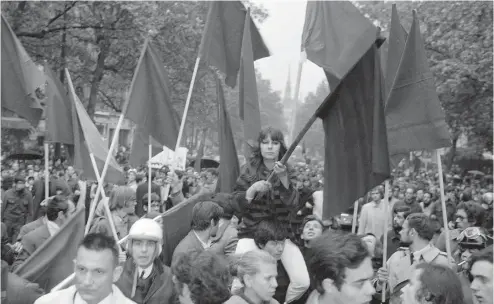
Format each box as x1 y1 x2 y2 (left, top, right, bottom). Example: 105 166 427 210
117 218 174 304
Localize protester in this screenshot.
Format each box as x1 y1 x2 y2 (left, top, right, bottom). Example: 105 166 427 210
469 245 493 304
299 215 325 250
401 263 464 304
34 233 135 304
209 193 240 257
381 205 411 259
1 176 34 243
234 127 310 303
117 218 174 304
305 230 375 304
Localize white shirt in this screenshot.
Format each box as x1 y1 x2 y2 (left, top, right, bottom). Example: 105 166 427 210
74 291 113 304
413 244 432 263
46 220 61 237
137 264 154 280
193 230 210 249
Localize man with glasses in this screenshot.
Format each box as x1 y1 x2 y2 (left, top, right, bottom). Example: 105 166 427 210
305 230 376 304
12 195 75 270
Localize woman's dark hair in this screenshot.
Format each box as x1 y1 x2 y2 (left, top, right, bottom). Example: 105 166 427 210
253 220 287 249
46 195 70 221
415 263 464 304
248 127 288 168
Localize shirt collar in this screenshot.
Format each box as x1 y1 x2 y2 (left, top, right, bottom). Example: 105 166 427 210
193 230 210 249
413 244 432 262
46 220 60 237
74 288 113 304
137 264 153 279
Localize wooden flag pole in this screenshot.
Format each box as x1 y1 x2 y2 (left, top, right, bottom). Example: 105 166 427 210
163 56 201 200
44 143 50 201
351 200 359 233
89 153 122 253
289 53 305 144
436 150 453 261
148 135 152 213
381 180 390 303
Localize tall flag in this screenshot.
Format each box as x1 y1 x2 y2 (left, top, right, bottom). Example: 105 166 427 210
1 14 44 126
13 205 85 291
239 10 262 157
199 1 270 88
215 76 240 193
66 70 124 184
384 4 408 101
316 42 390 220
125 39 179 151
385 11 450 157
129 127 163 167
44 64 74 144
301 1 377 89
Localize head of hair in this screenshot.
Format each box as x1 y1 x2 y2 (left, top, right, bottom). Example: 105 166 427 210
14 175 24 184
79 233 119 266
46 195 70 221
172 251 231 304
406 213 435 241
253 220 287 249
231 250 276 285
360 233 383 259
249 127 287 166
456 201 485 226
306 230 370 292
191 201 223 231
302 215 326 231
108 186 135 211
414 263 464 304
210 193 238 220
470 245 493 269
393 205 412 218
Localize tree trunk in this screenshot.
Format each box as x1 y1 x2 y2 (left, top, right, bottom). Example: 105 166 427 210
11 2 28 31
194 128 208 172
447 136 458 171
87 32 111 120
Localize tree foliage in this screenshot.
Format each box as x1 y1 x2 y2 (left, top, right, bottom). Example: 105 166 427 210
1 1 282 149
354 1 493 155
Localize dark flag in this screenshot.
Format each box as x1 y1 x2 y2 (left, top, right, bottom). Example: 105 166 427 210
301 1 377 88
199 1 270 88
125 39 179 150
239 10 262 157
1 15 44 126
128 127 163 168
317 43 391 220
385 11 450 156
215 76 240 193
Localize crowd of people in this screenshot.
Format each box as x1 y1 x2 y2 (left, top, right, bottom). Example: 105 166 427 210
0 126 493 304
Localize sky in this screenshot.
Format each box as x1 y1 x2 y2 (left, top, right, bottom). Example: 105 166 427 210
250 0 326 101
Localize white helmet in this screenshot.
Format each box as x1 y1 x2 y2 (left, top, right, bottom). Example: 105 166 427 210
126 218 163 255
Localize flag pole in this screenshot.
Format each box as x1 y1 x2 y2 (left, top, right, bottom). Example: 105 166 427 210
436 149 452 261
163 56 201 200
289 52 305 144
381 180 390 303
148 135 152 213
44 143 49 201
351 200 358 233
89 153 122 252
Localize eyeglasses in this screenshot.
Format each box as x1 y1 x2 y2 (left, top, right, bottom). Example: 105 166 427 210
456 227 490 243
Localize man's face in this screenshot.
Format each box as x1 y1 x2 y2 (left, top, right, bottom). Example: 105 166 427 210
323 257 375 304
399 220 413 245
262 240 285 260
302 220 323 241
131 239 157 268
123 199 137 215
470 260 493 304
392 187 400 198
15 181 25 191
405 188 414 201
371 191 381 202
12 163 19 171
246 262 278 301
416 190 424 201
67 166 75 176
28 169 34 177
393 212 406 229
75 247 120 304
423 193 431 204
455 209 471 230
150 201 161 213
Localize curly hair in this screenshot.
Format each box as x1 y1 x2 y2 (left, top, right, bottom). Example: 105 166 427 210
414 263 464 304
171 251 231 304
456 201 485 226
306 230 370 293
406 213 435 241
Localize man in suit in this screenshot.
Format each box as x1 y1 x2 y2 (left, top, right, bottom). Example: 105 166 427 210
209 193 239 257
12 196 75 270
171 200 223 265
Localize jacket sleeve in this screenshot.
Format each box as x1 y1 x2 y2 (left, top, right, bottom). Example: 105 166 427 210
26 192 34 223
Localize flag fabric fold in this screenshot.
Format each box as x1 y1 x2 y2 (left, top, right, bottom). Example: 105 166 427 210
215 76 240 193
239 10 262 157
128 127 163 168
125 39 179 150
317 43 390 220
1 14 44 127
13 206 85 291
44 64 74 145
301 1 377 87
385 11 450 156
66 70 124 184
384 4 408 101
199 1 270 88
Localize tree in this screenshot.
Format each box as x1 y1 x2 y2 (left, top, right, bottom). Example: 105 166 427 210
355 1 493 165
